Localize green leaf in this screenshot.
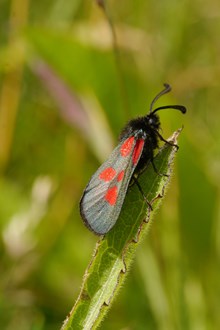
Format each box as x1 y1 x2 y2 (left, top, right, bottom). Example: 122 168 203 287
61 129 182 330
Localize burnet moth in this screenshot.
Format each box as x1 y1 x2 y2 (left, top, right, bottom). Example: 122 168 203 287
80 84 186 235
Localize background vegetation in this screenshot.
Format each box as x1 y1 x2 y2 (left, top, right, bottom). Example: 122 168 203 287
0 0 219 329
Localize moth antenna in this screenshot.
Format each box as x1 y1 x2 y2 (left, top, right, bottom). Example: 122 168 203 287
151 104 187 115
149 83 171 113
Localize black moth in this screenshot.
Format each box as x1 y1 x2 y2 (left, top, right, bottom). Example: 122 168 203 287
80 84 186 235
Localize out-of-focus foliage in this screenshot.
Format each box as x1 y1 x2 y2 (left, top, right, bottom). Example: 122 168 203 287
0 0 219 329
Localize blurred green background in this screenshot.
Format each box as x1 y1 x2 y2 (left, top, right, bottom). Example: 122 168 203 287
0 0 220 329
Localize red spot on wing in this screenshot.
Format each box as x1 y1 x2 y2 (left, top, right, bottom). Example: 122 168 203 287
120 137 135 157
132 139 144 165
117 170 125 182
105 186 118 205
99 167 116 182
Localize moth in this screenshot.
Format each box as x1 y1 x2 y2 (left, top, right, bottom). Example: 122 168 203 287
80 84 186 235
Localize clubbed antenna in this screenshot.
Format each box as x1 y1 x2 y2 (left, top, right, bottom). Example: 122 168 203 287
149 83 171 113
150 83 187 115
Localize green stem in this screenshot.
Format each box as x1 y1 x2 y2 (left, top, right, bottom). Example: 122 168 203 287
62 129 182 330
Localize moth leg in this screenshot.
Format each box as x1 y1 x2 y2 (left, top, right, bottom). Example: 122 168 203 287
156 131 179 150
129 176 136 187
151 158 168 178
133 176 153 210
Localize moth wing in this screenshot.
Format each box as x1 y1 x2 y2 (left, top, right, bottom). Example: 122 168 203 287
80 137 145 234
